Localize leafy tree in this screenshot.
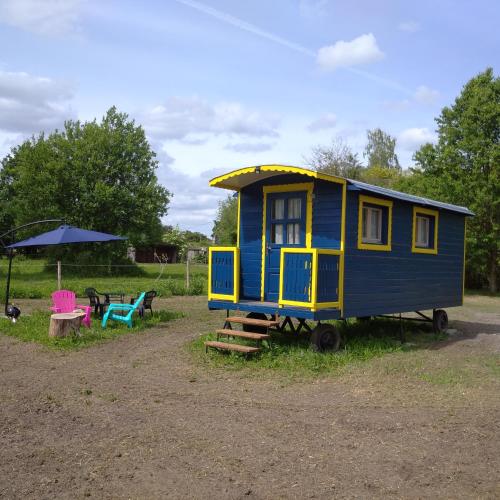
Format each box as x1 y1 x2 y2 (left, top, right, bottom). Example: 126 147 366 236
212 195 238 245
162 226 211 261
362 165 403 188
402 69 499 292
0 107 170 273
364 128 401 170
307 137 364 179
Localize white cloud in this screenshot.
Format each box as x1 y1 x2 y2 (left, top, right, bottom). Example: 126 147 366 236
224 142 274 153
139 96 280 142
317 33 385 71
158 165 228 235
384 85 440 111
398 127 436 151
414 85 440 105
0 71 75 134
0 0 83 36
398 21 420 33
307 113 337 132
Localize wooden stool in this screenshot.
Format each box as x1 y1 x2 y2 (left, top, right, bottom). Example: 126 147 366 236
49 312 86 338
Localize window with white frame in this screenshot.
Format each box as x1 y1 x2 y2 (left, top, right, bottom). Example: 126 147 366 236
362 206 383 244
415 215 430 247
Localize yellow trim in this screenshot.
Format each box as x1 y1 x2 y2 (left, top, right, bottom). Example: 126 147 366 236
339 182 346 316
209 164 346 190
462 218 466 304
357 194 393 252
260 183 314 300
278 248 343 311
236 192 241 248
208 247 240 303
260 190 267 301
411 206 439 255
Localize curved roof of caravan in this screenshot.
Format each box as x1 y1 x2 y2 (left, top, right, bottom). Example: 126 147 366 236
209 164 474 216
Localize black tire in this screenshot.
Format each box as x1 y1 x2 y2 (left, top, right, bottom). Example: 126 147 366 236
433 309 448 333
243 312 268 334
310 323 341 352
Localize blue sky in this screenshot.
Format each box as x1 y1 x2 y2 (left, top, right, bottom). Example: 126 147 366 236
0 0 497 235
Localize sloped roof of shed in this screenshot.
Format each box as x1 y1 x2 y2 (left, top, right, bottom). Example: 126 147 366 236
347 179 474 215
209 165 473 216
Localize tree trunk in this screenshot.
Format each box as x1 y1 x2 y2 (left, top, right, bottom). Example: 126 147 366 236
487 248 498 293
49 312 85 338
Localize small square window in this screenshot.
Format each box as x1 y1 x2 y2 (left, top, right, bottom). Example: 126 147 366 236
358 195 392 251
412 207 438 254
362 206 382 244
415 216 430 247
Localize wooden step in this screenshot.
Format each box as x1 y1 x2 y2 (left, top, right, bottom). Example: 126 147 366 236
204 341 261 354
216 328 270 341
226 316 280 328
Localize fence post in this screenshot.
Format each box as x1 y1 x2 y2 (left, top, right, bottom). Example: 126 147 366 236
186 258 190 290
57 260 62 290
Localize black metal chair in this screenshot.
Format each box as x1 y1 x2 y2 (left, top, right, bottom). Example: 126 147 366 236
84 287 109 318
130 290 157 317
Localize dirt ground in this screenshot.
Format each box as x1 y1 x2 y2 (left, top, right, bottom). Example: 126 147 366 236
0 296 499 499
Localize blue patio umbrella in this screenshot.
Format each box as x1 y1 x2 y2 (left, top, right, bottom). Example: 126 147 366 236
3 223 126 319
6 224 126 248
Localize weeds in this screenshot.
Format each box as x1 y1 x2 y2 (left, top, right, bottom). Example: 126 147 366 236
190 318 443 378
0 309 182 350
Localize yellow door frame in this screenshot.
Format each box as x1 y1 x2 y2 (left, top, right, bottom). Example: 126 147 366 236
260 183 313 301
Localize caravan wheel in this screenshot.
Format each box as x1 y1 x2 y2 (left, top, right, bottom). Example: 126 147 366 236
310 324 341 352
433 309 448 333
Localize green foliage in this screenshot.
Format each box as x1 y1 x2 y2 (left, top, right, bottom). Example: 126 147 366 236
0 107 171 268
212 195 238 245
364 128 401 170
0 309 181 350
0 260 207 299
190 318 441 378
362 165 403 188
402 68 500 291
162 225 211 261
307 137 364 179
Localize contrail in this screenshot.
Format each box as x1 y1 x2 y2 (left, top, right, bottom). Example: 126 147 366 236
174 0 412 95
174 0 315 57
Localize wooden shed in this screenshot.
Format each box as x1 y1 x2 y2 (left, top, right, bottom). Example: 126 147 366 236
206 165 473 352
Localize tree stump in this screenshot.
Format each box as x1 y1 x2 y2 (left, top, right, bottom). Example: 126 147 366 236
49 312 85 338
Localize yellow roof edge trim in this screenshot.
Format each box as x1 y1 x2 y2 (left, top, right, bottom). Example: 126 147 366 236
209 164 346 190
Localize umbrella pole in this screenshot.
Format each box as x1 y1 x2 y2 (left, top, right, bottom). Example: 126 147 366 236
4 249 13 316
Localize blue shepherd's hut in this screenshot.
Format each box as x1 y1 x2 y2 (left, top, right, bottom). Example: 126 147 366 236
206 165 473 353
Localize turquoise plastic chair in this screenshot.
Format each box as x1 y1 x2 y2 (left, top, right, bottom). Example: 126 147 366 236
101 292 146 329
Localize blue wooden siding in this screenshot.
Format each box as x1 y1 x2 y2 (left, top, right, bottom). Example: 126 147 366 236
239 175 343 300
211 250 235 296
281 252 312 303
311 180 342 249
316 253 339 303
343 191 465 318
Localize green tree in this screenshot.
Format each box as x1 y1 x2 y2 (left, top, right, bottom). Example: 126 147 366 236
364 128 401 170
0 107 170 272
403 69 500 292
307 137 364 179
212 195 238 245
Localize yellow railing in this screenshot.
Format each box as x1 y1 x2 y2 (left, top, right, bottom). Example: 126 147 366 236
278 248 343 312
208 247 240 303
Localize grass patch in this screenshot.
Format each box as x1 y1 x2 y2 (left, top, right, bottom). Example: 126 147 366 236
0 260 208 299
190 318 444 378
0 309 183 350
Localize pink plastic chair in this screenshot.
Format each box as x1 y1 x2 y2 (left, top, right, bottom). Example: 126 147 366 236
50 290 92 328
